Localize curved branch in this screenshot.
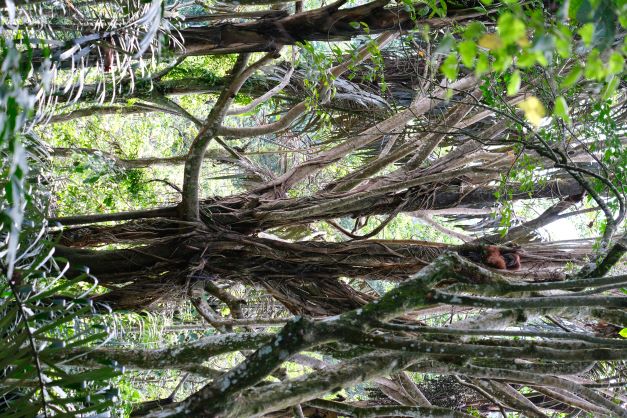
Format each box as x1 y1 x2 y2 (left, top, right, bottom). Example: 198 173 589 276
216 31 398 138
251 76 477 195
226 63 295 115
50 147 230 169
480 195 581 244
49 207 177 226
54 332 273 372
180 53 265 220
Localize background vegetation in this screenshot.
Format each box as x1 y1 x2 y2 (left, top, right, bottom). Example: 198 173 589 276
1 0 626 417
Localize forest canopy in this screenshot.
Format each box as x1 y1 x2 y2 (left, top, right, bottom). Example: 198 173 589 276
1 0 626 417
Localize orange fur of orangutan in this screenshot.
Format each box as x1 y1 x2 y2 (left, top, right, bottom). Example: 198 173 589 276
484 246 521 270
485 246 506 269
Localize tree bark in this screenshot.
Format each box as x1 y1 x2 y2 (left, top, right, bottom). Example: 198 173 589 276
176 1 460 56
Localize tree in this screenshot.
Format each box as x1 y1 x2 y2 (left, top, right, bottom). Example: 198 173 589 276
2 0 627 417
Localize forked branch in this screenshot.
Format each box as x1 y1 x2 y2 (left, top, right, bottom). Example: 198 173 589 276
180 51 280 219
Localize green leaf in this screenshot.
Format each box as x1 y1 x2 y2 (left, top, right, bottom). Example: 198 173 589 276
620 328 627 338
1 399 41 417
557 24 573 39
535 51 548 67
72 401 116 416
34 305 91 336
607 52 624 75
475 52 489 76
83 175 101 184
434 0 446 17
435 34 456 55
560 65 583 88
507 70 521 96
458 40 476 68
493 51 512 73
584 50 605 81
463 22 486 40
29 275 89 302
569 0 584 20
601 76 620 100
63 332 110 349
555 35 572 58
103 194 114 208
0 306 18 330
553 96 571 123
51 367 120 387
497 13 526 45
517 52 536 68
578 23 595 47
440 53 459 81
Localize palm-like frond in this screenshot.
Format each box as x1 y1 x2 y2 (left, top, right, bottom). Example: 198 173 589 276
5 0 170 117
0 272 120 417
1 21 118 417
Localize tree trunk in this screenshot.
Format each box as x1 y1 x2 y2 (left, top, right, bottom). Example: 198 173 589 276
53 177 584 232
37 1 486 71
56 227 581 312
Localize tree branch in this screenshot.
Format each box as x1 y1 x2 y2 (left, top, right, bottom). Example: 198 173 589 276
181 52 278 219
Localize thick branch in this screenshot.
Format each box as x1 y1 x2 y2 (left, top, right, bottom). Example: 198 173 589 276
54 332 273 372
177 1 486 56
181 53 259 220
216 31 398 139
249 76 477 195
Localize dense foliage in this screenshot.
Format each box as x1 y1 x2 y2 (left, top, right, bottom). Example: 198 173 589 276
1 0 626 417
